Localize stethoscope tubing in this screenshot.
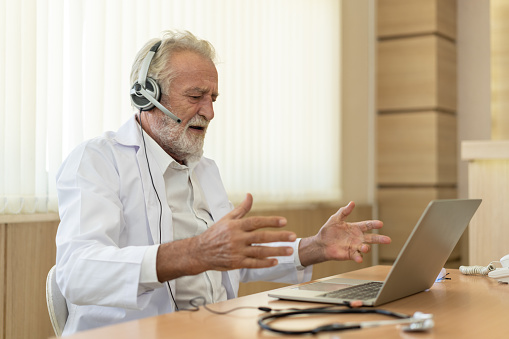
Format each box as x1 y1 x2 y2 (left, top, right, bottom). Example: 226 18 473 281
258 307 412 335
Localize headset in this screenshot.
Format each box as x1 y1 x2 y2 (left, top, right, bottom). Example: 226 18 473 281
132 39 181 310
130 41 182 124
137 112 180 311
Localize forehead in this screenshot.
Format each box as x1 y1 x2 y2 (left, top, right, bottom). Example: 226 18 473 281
169 50 218 85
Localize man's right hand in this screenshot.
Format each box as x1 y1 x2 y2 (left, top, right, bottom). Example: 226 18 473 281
155 193 296 282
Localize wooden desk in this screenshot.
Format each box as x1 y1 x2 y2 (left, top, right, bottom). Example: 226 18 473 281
57 265 509 339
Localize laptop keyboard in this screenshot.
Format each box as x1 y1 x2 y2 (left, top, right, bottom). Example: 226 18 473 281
319 281 383 300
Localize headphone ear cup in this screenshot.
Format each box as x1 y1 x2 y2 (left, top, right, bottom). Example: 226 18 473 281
130 77 161 111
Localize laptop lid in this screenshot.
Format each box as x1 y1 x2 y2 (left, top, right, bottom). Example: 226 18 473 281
268 199 482 306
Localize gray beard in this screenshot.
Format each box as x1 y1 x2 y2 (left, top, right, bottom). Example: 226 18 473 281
152 114 208 164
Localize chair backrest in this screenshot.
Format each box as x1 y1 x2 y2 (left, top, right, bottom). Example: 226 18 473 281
46 265 68 337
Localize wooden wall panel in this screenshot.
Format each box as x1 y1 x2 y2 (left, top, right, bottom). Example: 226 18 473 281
4 221 58 339
377 0 456 39
467 159 509 265
437 113 458 183
378 0 436 37
239 204 373 296
491 0 509 140
378 36 436 110
377 111 457 185
377 187 458 262
377 36 456 112
376 0 457 266
437 37 457 111
436 0 457 40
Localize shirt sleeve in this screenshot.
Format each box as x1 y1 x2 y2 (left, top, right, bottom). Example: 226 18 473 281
293 238 306 271
138 245 164 294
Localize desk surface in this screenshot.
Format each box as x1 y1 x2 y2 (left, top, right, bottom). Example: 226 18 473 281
59 265 509 339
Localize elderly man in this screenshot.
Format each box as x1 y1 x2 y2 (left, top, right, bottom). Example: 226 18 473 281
55 30 391 335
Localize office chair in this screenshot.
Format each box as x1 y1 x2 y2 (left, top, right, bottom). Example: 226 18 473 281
46 265 68 337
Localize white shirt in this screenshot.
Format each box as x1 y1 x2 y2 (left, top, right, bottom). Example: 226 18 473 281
138 129 305 307
55 115 312 335
140 131 226 309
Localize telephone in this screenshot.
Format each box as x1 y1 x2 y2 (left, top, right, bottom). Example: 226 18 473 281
488 254 509 283
459 254 509 283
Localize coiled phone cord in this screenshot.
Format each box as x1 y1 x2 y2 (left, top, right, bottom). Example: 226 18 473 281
459 262 497 275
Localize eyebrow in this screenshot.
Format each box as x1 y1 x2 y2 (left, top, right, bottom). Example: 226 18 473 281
185 87 219 98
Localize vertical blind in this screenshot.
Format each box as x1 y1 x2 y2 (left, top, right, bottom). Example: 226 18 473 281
0 0 341 214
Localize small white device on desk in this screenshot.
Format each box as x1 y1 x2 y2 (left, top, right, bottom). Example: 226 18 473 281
488 254 509 283
460 254 509 283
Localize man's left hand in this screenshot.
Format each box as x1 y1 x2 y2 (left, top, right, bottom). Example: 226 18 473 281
298 201 391 267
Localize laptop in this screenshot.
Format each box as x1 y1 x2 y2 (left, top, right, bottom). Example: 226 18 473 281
269 199 482 306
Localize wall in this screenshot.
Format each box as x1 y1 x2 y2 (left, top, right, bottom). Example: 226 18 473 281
376 0 460 264
457 0 492 200
0 215 59 339
376 0 509 266
340 0 376 206
456 0 492 264
0 4 378 334
460 0 509 265
491 0 509 140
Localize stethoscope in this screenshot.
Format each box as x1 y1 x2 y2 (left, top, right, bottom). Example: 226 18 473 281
258 307 434 335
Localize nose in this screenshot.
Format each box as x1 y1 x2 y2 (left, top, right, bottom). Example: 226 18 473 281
199 97 215 121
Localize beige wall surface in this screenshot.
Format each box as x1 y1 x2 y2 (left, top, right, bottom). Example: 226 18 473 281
377 187 458 261
377 111 457 185
377 0 456 39
491 0 509 140
340 0 376 205
377 35 456 112
462 142 509 265
0 220 59 339
457 0 492 200
457 1 509 266
376 0 458 264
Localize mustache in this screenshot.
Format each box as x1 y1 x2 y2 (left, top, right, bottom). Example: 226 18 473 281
186 115 210 129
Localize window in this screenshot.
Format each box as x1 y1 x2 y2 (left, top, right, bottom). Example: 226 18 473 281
0 0 341 214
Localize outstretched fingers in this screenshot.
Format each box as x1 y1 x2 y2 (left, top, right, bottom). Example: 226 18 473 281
226 194 288 231
239 216 288 232
362 233 392 245
335 201 355 221
238 257 279 269
236 242 295 269
197 193 298 271
227 193 254 220
348 219 384 232
245 244 294 260
351 250 365 263
246 229 297 244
